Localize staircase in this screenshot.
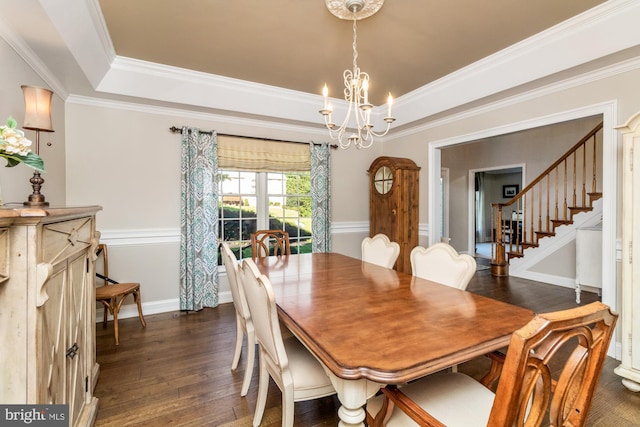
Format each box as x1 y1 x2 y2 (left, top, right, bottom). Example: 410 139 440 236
490 122 603 276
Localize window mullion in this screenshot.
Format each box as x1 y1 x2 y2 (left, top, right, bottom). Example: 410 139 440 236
256 172 269 229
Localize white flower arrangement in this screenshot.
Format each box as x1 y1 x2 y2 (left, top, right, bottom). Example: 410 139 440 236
0 116 44 172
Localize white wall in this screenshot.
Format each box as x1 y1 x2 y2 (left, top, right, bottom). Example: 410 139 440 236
62 98 382 314
384 65 640 257
440 116 601 251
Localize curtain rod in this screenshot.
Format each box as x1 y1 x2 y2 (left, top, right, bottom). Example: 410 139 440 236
169 126 337 148
169 126 212 136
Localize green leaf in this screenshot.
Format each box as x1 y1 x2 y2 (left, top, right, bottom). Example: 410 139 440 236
0 152 45 172
22 152 46 172
2 156 20 168
6 116 17 129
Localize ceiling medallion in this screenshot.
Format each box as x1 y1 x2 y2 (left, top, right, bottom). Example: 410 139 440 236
325 0 385 21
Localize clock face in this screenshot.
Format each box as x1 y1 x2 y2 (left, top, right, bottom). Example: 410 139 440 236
374 166 393 194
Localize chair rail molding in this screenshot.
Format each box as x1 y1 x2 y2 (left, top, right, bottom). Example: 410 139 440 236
99 228 181 246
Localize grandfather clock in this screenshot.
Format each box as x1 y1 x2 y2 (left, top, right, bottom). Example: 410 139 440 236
368 156 420 273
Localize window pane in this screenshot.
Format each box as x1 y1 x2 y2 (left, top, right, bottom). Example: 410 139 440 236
268 172 312 255
219 171 257 262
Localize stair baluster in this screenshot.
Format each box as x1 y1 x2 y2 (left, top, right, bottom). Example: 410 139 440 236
490 122 603 276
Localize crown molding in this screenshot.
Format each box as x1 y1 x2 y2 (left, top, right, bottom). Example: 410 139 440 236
66 47 640 148
0 11 68 99
33 0 639 130
395 0 640 125
388 55 640 142
66 94 330 139
39 0 115 88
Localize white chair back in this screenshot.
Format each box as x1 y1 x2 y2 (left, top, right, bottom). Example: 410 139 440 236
410 242 476 290
221 242 255 396
222 242 251 326
240 259 288 373
240 258 335 426
362 233 401 269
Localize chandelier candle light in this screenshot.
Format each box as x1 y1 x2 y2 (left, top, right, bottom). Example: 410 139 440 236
320 0 394 149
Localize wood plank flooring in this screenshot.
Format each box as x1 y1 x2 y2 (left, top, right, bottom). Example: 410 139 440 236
94 265 640 426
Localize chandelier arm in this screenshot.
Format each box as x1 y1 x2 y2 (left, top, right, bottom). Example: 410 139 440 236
366 122 393 138
343 69 352 98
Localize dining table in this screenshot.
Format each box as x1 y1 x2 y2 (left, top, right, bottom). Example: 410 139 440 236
254 252 535 427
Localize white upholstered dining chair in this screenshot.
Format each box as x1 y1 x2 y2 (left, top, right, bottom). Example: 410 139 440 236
410 242 476 290
240 258 336 427
221 242 255 397
361 233 401 269
366 301 617 427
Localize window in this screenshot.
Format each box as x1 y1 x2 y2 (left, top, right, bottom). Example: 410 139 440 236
218 169 312 262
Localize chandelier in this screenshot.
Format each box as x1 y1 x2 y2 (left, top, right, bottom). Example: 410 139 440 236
319 0 395 149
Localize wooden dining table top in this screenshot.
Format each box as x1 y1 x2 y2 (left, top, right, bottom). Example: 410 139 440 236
254 252 535 384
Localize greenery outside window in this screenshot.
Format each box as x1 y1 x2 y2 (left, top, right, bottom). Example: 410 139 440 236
218 169 312 263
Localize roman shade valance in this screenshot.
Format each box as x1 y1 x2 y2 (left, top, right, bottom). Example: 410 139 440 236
218 135 310 172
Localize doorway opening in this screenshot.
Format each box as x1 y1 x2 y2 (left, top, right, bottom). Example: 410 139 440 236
471 166 524 259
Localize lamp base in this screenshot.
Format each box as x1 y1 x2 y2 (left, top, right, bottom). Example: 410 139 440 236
23 195 49 207
23 171 49 207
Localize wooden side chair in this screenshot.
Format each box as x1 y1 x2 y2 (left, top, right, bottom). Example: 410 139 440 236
239 258 336 427
366 301 617 427
410 242 476 290
251 229 291 259
95 243 146 345
361 233 401 269
221 242 255 397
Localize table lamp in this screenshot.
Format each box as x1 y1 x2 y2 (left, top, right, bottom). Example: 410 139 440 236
21 85 54 207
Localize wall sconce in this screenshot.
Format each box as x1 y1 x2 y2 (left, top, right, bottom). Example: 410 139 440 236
21 85 54 207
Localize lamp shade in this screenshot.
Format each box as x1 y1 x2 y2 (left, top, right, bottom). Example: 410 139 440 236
21 85 54 132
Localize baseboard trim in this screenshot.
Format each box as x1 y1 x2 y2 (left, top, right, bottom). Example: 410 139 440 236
95 291 233 322
509 270 577 289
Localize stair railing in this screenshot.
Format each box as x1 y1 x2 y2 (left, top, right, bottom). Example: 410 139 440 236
490 121 603 276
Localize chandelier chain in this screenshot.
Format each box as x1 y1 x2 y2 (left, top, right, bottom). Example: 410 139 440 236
352 14 358 75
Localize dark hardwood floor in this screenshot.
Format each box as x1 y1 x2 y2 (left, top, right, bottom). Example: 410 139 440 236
94 263 640 426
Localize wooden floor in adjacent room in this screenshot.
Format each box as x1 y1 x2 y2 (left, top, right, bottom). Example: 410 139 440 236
94 263 640 426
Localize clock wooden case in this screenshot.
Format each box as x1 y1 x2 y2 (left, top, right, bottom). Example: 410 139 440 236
368 156 420 274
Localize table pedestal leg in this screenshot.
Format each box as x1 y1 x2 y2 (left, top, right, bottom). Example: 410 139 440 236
326 372 382 427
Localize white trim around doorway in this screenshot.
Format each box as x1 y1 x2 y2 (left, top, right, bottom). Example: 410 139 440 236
427 101 618 350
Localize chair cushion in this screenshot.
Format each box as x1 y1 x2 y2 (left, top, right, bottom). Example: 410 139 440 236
283 336 335 401
367 372 495 427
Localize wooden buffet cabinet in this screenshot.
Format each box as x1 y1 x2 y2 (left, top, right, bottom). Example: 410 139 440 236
368 156 420 274
0 205 101 426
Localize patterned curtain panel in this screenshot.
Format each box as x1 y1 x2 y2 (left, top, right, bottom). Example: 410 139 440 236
180 127 219 311
310 142 331 252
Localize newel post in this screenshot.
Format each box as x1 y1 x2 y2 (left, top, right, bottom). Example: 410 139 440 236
491 203 509 276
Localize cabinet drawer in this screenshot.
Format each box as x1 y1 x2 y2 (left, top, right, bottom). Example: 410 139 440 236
41 217 93 264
